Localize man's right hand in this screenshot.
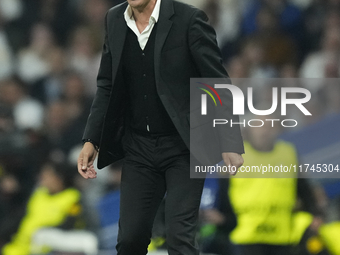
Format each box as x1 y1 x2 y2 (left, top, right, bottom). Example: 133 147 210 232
77 142 98 179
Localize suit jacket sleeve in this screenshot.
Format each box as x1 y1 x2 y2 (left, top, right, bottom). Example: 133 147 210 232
82 12 112 144
188 10 244 154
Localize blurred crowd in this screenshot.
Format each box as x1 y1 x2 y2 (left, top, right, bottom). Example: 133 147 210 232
0 0 340 254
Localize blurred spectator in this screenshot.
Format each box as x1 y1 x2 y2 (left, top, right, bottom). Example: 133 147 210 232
31 47 67 105
294 191 340 255
67 26 102 96
0 104 14 140
0 165 27 249
81 0 110 30
280 63 299 78
239 4 299 78
303 0 340 54
19 0 78 47
202 0 242 61
59 72 92 151
241 38 278 78
43 101 73 162
227 56 250 79
0 77 44 131
43 101 70 161
0 0 22 22
1 162 84 255
300 27 340 79
318 81 340 115
0 102 37 211
16 23 55 84
291 0 313 9
0 22 14 80
41 72 91 159
252 6 298 68
319 199 340 255
62 72 92 120
242 0 303 43
0 0 24 52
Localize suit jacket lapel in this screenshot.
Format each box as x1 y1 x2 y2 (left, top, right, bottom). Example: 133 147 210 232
154 0 174 87
108 0 174 88
109 3 128 86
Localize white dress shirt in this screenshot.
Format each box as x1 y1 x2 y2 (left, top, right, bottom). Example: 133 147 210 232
124 0 161 50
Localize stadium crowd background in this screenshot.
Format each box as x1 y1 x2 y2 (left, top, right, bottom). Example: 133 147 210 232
0 0 340 254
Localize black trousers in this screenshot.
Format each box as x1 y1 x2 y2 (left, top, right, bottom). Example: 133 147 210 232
116 131 205 255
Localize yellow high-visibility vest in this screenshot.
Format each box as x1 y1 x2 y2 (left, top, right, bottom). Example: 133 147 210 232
319 222 340 255
290 211 314 245
2 187 81 255
230 141 299 245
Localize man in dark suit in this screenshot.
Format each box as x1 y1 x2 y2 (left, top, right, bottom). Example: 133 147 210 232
77 0 244 254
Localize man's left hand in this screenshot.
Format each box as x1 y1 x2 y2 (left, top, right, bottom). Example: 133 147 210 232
222 152 244 176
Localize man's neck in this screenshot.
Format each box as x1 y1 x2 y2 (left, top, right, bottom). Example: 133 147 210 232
131 0 157 25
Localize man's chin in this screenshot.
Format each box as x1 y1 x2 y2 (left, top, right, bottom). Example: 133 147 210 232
128 0 142 6
127 0 152 10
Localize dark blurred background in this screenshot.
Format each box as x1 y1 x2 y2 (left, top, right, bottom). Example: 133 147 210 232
0 0 340 255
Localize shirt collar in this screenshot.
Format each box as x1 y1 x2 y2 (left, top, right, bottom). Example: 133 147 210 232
124 0 161 24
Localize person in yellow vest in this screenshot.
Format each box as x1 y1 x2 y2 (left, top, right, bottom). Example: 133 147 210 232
307 198 340 255
229 115 320 255
2 162 83 255
289 210 339 255
319 220 340 255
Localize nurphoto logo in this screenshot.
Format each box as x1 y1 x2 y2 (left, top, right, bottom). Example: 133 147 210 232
200 83 312 128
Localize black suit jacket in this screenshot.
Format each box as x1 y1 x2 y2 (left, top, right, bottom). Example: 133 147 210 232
83 0 244 169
